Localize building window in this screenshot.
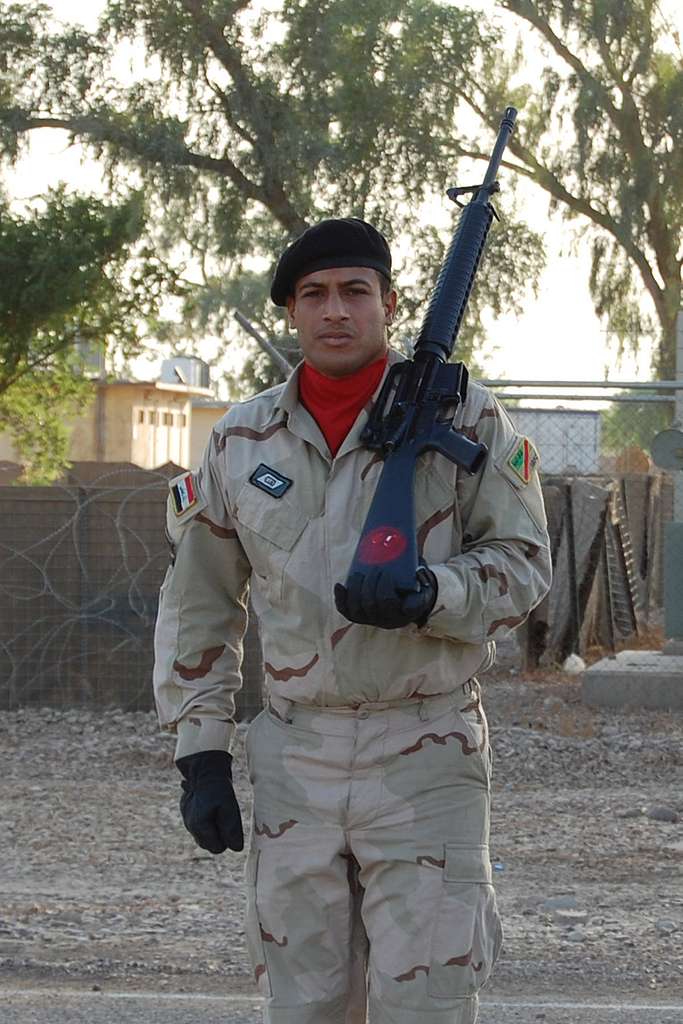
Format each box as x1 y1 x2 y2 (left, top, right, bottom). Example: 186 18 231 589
163 412 173 426
148 411 158 425
178 413 187 427
137 409 145 424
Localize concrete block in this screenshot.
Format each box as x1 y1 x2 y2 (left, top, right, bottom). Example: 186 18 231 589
664 522 683 639
582 650 683 710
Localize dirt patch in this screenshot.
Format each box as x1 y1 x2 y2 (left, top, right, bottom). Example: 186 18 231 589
1 673 681 1000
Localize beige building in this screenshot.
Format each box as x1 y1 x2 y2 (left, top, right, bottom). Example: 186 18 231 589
189 399 233 468
0 378 231 473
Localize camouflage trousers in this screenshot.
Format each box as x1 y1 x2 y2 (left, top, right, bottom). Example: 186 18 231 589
243 681 503 1024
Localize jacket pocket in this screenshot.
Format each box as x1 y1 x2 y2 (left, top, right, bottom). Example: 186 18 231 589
243 848 273 998
232 481 307 602
427 844 503 999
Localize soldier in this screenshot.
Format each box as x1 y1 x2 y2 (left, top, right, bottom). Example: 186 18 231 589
153 217 552 1024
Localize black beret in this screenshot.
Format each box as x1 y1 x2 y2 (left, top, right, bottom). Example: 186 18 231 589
270 217 392 306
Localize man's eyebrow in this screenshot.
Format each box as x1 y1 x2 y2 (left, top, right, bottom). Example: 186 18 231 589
298 276 373 291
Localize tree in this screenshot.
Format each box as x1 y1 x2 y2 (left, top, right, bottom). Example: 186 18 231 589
600 394 672 455
0 187 168 481
0 0 545 395
457 0 683 375
1 360 91 484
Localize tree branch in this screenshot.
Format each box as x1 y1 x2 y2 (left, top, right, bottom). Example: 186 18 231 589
179 0 307 235
201 67 257 148
4 106 308 234
501 1 677 297
0 340 75 396
502 1 623 125
4 109 262 198
453 97 666 327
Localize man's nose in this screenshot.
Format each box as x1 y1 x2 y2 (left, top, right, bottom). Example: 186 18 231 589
322 291 349 319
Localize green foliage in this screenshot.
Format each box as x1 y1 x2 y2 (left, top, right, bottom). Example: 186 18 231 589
2 0 679 390
0 359 92 484
0 187 144 392
0 187 171 480
600 396 673 454
487 0 683 374
0 0 546 399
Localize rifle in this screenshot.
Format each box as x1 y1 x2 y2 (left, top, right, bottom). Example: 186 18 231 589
334 106 517 615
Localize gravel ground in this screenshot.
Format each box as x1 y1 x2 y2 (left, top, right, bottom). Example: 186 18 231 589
2 990 683 1024
1 668 682 1012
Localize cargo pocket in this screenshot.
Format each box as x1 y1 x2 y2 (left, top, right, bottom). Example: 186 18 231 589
454 699 492 787
232 481 307 603
243 847 273 998
427 844 503 999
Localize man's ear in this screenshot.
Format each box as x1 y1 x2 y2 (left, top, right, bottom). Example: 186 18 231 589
384 288 398 325
286 295 296 329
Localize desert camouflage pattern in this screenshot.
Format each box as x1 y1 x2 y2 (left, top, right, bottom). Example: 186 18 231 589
153 348 551 762
153 347 550 1021
244 682 501 1023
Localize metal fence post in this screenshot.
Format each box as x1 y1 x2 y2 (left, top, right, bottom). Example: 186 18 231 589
661 310 683 647
676 310 683 521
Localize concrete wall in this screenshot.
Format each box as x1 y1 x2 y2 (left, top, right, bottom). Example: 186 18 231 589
0 434 19 462
0 383 201 472
189 405 231 469
68 399 98 461
128 387 191 468
0 469 264 718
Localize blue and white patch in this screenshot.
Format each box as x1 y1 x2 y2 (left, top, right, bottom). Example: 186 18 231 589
249 463 293 499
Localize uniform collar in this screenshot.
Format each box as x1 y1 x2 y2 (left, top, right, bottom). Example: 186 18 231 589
273 347 405 461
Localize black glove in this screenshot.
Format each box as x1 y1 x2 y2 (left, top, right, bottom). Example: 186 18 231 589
334 564 438 630
176 749 244 854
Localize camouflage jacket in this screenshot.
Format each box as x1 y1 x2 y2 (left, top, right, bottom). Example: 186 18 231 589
153 349 552 760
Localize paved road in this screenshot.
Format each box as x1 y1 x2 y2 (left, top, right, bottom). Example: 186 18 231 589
1 988 682 1023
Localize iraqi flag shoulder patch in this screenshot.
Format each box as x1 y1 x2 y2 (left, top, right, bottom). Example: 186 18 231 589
508 437 539 484
170 471 198 516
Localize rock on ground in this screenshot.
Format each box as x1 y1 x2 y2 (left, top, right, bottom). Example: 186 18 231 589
1 671 681 1002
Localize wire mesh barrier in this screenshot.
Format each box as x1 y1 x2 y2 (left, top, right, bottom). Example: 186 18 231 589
0 463 264 716
0 380 678 709
492 380 678 668
488 379 675 476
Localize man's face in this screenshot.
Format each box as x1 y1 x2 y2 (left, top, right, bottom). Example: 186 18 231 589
286 266 397 378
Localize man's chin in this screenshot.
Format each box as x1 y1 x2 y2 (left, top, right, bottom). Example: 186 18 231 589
307 344 386 379
313 357 366 378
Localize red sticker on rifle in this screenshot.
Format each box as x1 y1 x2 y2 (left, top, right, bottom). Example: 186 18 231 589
358 526 408 565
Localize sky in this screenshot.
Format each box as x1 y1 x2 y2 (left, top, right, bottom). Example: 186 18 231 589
5 0 681 388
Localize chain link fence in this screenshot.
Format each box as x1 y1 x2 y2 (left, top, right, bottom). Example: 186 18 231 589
0 462 264 715
486 379 675 476
490 380 677 670
0 380 678 710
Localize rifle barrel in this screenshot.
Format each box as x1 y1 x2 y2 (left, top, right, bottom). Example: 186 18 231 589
413 106 518 362
482 106 517 189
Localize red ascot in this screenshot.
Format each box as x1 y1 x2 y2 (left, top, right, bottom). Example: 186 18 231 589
299 355 388 457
